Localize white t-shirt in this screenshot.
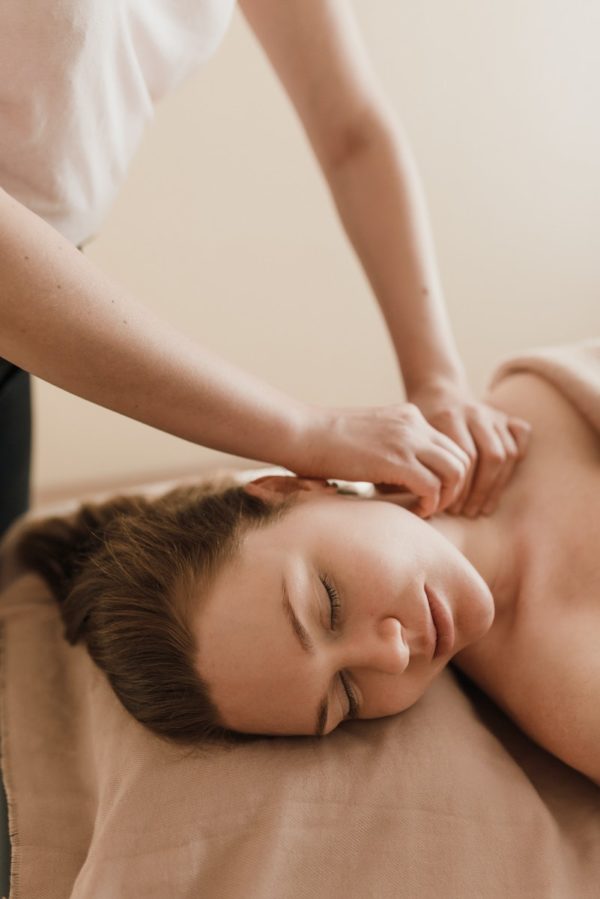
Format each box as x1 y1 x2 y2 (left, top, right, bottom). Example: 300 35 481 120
0 0 237 246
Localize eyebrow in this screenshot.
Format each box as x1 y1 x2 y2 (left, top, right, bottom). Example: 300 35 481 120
281 577 330 737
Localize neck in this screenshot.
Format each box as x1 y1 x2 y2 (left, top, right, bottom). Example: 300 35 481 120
428 504 525 622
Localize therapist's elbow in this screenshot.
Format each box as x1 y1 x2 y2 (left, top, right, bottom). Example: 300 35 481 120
321 108 401 176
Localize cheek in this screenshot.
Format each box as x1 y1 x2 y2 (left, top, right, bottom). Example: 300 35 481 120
354 539 420 599
359 667 437 719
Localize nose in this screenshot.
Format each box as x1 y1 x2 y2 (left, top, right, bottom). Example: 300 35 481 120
343 616 410 675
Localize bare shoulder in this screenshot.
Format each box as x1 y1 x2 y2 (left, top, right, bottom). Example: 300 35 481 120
483 370 600 462
463 369 600 784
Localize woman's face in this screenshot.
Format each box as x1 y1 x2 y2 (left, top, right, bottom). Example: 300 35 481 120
192 478 494 737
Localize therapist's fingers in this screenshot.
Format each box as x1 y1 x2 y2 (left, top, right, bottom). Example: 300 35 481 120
459 415 509 517
478 425 520 515
396 459 442 519
414 438 470 514
507 416 533 459
432 417 478 515
479 417 533 515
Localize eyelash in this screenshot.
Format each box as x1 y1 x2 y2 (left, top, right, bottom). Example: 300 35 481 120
322 574 341 628
320 574 359 719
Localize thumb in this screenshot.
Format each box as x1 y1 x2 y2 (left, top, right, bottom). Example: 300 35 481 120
508 417 532 458
398 461 441 518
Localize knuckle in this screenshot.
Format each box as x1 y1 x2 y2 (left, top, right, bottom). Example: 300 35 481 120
486 448 506 466
444 474 462 493
403 402 422 421
447 458 466 480
395 444 414 464
465 401 483 420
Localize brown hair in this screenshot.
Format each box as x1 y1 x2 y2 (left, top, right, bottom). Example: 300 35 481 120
15 479 292 749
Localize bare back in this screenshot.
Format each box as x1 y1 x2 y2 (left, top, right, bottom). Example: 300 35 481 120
452 370 600 785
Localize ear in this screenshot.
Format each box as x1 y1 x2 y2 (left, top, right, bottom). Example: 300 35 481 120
242 475 336 503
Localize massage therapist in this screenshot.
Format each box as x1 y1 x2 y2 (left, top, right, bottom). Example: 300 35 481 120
0 0 531 539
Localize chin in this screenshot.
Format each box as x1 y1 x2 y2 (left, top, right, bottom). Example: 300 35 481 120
473 582 496 640
457 576 496 648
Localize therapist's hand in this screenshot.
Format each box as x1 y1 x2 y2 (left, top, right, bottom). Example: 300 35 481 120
298 402 470 519
407 382 532 517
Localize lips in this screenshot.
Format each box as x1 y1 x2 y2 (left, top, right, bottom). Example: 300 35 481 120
425 585 456 660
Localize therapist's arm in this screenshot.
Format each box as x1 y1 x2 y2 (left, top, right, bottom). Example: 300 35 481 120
0 186 308 466
239 0 531 516
0 186 469 515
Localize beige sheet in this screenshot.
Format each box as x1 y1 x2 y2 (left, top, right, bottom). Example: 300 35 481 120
1 341 600 899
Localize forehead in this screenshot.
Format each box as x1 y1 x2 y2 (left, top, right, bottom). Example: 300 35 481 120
195 498 330 659
191 532 310 733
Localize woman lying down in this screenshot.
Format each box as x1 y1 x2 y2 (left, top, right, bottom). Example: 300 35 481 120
14 339 600 786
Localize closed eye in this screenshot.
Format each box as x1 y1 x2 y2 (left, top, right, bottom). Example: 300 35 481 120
321 574 341 627
319 574 359 720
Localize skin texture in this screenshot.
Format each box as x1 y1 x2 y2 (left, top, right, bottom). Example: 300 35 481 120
191 367 600 785
193 479 496 737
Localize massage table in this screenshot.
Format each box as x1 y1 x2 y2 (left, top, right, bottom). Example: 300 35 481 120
1 339 600 897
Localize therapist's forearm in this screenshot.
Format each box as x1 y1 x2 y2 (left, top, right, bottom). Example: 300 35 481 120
0 188 307 468
323 118 467 398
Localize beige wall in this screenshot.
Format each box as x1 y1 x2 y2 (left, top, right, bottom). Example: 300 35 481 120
32 0 600 503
